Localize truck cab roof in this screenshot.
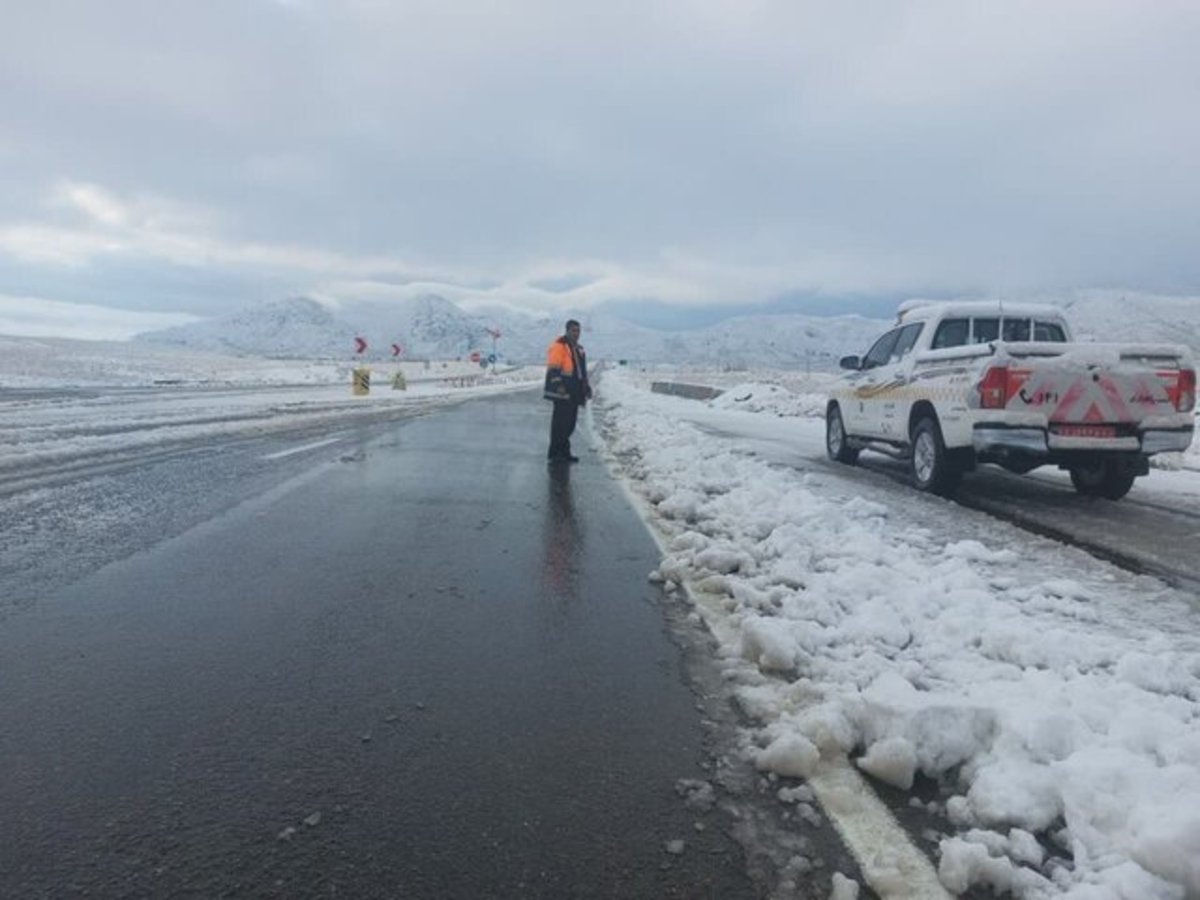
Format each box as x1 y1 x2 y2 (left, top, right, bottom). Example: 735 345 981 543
896 300 1065 324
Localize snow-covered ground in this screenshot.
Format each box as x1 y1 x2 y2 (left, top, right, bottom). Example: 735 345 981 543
0 333 518 388
0 337 544 472
594 367 1200 899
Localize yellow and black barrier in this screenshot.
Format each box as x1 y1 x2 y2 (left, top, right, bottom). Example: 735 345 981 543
352 367 371 395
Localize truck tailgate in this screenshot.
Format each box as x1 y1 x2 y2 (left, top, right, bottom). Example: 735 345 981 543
997 343 1192 433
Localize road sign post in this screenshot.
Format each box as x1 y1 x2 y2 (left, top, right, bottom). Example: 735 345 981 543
485 327 502 373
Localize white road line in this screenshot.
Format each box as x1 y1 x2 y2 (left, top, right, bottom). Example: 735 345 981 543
606 451 951 900
808 759 952 899
260 436 343 461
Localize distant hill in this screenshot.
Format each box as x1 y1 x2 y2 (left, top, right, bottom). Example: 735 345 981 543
133 290 1200 368
1059 291 1200 349
135 295 892 368
351 293 492 360
668 312 892 370
135 297 357 358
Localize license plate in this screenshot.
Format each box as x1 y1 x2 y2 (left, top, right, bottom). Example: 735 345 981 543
1054 424 1117 438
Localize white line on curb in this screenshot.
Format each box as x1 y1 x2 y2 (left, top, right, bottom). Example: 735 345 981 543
809 758 952 899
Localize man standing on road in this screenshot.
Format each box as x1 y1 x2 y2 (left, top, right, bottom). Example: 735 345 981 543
544 319 592 463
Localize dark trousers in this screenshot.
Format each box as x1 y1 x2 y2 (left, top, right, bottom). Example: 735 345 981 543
548 400 579 459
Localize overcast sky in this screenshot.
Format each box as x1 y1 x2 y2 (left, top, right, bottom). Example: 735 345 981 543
2 0 1198 339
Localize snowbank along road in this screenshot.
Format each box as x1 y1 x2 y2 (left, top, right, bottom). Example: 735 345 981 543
606 367 1200 899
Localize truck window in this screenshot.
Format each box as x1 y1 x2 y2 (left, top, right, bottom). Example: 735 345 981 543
931 318 969 349
1033 321 1066 342
862 328 902 369
1002 318 1031 341
890 323 923 362
972 318 999 343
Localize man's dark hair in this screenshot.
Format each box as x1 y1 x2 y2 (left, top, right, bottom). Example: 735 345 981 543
565 319 581 331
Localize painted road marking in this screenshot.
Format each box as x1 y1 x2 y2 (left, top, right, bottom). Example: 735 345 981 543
260 436 344 461
809 759 952 899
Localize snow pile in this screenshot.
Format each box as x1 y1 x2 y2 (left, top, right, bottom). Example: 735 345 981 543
597 368 1200 899
708 382 829 418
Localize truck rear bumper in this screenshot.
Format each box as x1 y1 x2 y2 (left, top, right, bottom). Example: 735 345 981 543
1141 427 1196 454
972 424 1194 456
972 425 1047 454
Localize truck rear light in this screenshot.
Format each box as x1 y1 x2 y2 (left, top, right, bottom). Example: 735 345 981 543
978 365 1009 409
1178 368 1196 413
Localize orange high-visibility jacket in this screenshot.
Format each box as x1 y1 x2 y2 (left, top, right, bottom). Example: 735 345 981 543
546 338 581 376
544 337 587 402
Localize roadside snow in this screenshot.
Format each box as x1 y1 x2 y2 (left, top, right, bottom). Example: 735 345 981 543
0 338 542 471
597 367 1200 899
709 382 828 418
0 333 527 389
0 377 536 473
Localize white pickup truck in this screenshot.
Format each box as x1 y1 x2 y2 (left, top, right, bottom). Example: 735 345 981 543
825 301 1196 499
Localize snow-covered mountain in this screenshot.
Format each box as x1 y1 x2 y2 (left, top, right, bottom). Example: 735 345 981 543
1059 291 1200 349
137 294 549 362
348 294 489 359
136 297 357 358
132 290 1200 368
134 294 891 368
660 312 892 370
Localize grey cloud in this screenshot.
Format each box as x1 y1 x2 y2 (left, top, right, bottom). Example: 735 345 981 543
1 0 1199 334
529 274 600 294
0 256 281 316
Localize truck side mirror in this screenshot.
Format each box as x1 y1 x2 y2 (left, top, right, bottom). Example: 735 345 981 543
839 355 861 370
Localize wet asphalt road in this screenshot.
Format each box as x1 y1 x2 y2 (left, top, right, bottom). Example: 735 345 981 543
0 391 760 899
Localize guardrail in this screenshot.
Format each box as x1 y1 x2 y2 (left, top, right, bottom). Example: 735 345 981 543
650 382 724 400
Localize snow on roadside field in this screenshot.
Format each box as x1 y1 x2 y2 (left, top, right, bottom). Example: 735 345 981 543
596 367 1200 899
0 334 516 388
708 382 829 419
0 377 541 474
0 337 542 470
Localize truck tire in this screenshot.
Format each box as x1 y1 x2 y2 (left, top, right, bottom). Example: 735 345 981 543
826 404 859 464
1069 460 1136 500
911 416 962 497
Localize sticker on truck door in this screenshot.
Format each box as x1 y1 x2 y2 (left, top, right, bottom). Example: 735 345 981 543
854 379 906 399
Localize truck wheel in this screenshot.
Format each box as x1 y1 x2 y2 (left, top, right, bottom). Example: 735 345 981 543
911 416 962 497
1069 461 1136 500
826 405 859 464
